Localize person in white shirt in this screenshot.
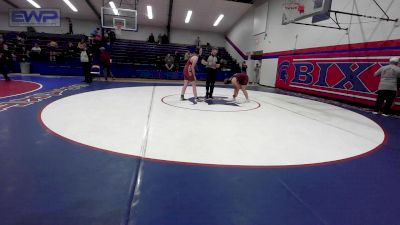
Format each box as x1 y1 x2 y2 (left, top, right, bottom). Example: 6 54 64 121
31 43 41 53
80 48 92 83
373 57 400 116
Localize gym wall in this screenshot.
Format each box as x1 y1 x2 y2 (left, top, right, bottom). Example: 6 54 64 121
225 0 400 87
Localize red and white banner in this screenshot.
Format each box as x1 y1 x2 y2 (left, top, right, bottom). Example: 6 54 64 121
275 56 400 110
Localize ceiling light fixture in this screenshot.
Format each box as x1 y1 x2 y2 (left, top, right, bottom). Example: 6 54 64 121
147 5 153 19
185 10 192 23
109 1 119 16
26 0 41 8
213 14 224 26
63 0 78 12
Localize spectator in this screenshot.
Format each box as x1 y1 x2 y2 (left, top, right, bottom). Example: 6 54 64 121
254 62 261 84
103 30 110 45
16 34 25 45
148 33 155 43
162 33 169 44
91 27 100 37
219 59 228 70
87 43 98 58
99 47 115 81
174 51 180 71
14 35 26 61
77 38 87 51
195 36 200 47
0 34 3 44
373 57 400 116
31 43 41 54
108 30 116 45
66 41 76 57
47 40 58 62
67 17 73 34
14 44 28 61
27 26 36 33
184 51 190 61
80 47 92 83
157 33 162 44
91 28 102 43
155 55 163 72
164 53 174 71
30 43 41 59
241 61 248 72
0 44 12 81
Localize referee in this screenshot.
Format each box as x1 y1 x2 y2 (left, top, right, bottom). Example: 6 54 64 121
202 47 220 99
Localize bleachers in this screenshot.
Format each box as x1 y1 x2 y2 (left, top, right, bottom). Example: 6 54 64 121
1 31 236 80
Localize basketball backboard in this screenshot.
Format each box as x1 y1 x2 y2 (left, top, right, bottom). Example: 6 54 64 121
101 7 137 31
282 0 332 25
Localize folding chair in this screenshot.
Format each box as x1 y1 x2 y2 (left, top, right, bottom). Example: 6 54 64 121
90 65 101 81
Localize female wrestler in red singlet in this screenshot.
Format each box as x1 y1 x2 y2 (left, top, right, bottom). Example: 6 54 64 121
224 72 249 102
181 47 202 101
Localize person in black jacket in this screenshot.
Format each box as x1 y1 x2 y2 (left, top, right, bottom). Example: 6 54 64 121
148 33 155 43
0 44 12 81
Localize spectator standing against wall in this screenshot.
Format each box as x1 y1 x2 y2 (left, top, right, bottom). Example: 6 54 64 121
148 33 155 43
195 36 201 47
162 34 169 44
373 57 400 116
157 33 162 44
99 47 115 81
67 17 73 34
202 47 220 99
254 62 261 84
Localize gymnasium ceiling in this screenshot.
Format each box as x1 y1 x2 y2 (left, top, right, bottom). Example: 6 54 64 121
0 0 253 33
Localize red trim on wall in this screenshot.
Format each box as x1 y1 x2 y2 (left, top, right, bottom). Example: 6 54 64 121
225 36 248 60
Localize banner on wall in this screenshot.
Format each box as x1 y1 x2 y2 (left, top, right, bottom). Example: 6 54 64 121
9 9 61 27
275 56 400 110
